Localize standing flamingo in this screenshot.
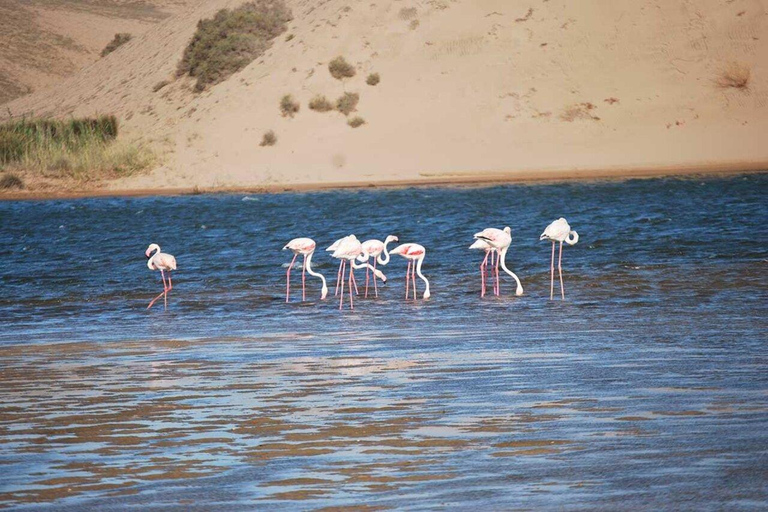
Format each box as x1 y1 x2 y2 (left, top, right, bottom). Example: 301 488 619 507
283 238 328 302
389 243 431 300
540 218 579 300
469 239 497 297
358 235 398 297
145 243 177 310
473 227 524 297
327 235 357 296
332 236 387 310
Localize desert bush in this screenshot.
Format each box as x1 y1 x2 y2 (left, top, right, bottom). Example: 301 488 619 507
0 173 23 189
366 72 380 86
336 92 359 116
309 95 334 112
285 33 294 41
280 94 300 117
101 33 132 57
153 80 170 92
399 7 417 20
260 130 277 146
715 62 751 90
328 56 356 80
560 102 599 122
348 116 365 128
178 0 292 91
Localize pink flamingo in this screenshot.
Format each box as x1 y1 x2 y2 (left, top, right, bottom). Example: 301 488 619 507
283 238 328 302
389 243 431 300
473 227 523 296
358 235 398 297
540 217 579 299
327 235 359 296
332 235 387 310
145 243 177 309
469 239 497 297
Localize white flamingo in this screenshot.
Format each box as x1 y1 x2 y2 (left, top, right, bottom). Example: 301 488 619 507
540 217 579 299
357 235 398 297
332 236 387 310
473 227 523 297
389 243 431 300
469 239 497 297
145 243 177 310
283 238 328 302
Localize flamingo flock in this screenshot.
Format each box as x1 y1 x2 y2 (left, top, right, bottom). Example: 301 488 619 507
144 217 579 310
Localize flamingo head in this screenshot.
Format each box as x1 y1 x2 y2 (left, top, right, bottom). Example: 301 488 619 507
145 243 160 258
320 284 328 300
373 268 387 282
385 235 399 244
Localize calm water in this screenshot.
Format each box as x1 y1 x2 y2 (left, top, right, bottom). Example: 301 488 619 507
0 175 767 510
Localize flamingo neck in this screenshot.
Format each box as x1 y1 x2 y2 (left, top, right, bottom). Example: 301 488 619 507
415 254 430 299
566 230 579 245
304 252 328 299
378 239 393 265
147 247 160 270
498 247 524 296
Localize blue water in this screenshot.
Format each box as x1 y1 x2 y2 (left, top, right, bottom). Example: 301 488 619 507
1 174 767 510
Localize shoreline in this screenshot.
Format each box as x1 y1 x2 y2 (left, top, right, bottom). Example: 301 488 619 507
1 161 766 201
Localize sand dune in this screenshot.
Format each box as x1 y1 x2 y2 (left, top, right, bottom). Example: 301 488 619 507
2 0 767 192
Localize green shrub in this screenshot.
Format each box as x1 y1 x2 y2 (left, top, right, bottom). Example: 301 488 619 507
260 130 277 146
280 94 300 117
0 173 23 189
178 0 292 91
309 95 334 112
101 33 132 57
328 56 356 80
366 72 380 86
348 116 365 128
336 92 359 115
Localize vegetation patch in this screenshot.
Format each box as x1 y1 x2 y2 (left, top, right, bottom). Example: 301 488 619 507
0 116 153 185
347 116 365 128
177 0 292 92
715 62 751 90
280 94 300 117
336 92 359 116
309 95 334 112
366 73 380 86
328 56 356 80
0 173 23 189
101 33 132 57
560 102 600 122
260 130 277 146
153 80 170 92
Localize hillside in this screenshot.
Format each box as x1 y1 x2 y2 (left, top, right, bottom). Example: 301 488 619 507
2 0 767 193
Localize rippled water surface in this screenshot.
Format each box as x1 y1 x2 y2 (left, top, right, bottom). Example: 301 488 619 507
1 175 767 510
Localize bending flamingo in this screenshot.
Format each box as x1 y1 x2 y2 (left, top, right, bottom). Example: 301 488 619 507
389 243 431 300
358 235 398 297
332 236 387 310
283 238 328 302
469 239 496 297
540 217 579 299
145 243 177 310
473 227 523 296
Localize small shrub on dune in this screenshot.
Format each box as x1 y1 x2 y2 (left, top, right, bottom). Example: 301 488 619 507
336 92 359 116
0 173 24 189
328 56 356 80
153 80 170 92
366 73 380 86
348 116 365 128
280 94 300 117
715 62 751 90
309 95 334 112
101 33 132 57
260 130 277 146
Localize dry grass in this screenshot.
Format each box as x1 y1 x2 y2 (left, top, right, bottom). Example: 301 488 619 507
0 173 23 189
260 130 277 146
309 95 334 112
152 80 170 92
715 62 751 90
399 7 418 20
348 116 365 128
280 94 300 117
560 102 600 122
329 56 356 80
336 92 359 116
101 33 132 57
366 73 380 86
177 0 292 91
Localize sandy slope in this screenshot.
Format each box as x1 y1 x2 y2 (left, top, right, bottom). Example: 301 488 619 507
3 0 767 192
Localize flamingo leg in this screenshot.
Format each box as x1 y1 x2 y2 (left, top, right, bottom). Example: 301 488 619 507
495 252 501 296
335 261 343 296
558 241 565 300
373 259 379 298
405 260 411 299
480 250 490 297
411 259 417 300
163 270 169 309
286 253 298 303
339 260 345 310
351 268 359 295
365 266 370 298
550 242 555 300
302 254 307 302
348 261 354 310
147 270 167 309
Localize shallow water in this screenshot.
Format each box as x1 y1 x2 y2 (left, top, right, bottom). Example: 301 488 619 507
1 175 767 510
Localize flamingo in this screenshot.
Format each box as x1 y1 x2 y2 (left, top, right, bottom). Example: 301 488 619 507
469 239 497 297
327 235 358 296
283 238 328 302
389 243 431 300
332 236 387 310
145 243 177 310
540 218 579 300
473 227 523 297
358 235 398 297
